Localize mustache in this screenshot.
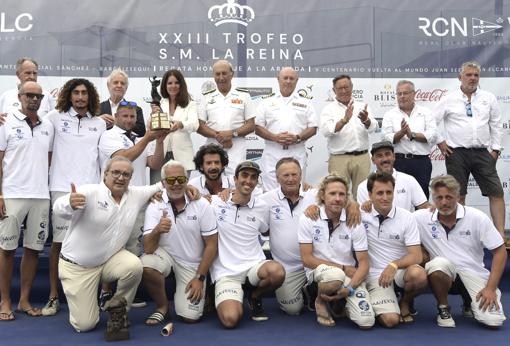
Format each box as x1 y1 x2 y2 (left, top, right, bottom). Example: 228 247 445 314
381 160 392 165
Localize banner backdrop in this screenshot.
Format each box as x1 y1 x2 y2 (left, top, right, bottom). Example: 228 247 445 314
1 0 509 223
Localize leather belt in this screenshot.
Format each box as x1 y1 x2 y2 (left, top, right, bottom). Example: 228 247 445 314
337 150 368 156
59 253 80 266
395 153 429 159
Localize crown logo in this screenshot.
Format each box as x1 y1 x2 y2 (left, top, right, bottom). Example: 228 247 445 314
208 0 255 27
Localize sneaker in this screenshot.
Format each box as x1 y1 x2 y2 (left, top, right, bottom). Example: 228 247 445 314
104 296 130 341
247 296 268 321
41 297 60 316
131 297 147 308
99 291 114 312
462 304 474 318
302 283 318 312
437 305 456 328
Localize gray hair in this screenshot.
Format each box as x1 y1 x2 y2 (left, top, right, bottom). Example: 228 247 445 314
396 80 415 91
107 69 129 86
104 156 133 173
161 160 186 179
460 61 481 74
430 175 460 196
15 57 38 73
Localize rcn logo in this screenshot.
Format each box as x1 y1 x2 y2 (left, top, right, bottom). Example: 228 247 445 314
0 12 33 33
418 17 503 37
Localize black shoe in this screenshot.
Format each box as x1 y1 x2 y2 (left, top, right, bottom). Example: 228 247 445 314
104 297 130 341
248 296 268 321
99 291 113 312
302 283 318 312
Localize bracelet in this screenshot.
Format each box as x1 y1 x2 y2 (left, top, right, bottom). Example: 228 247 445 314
343 284 355 297
388 262 398 270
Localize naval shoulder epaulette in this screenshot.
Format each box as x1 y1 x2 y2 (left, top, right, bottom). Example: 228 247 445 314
202 88 216 95
262 92 275 99
235 87 250 93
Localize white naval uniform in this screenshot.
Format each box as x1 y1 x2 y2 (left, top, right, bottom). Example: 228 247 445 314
199 88 255 175
0 110 54 251
255 92 317 191
0 88 56 118
357 169 427 212
414 205 506 326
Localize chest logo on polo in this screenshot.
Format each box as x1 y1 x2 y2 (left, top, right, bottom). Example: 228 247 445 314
61 121 71 133
88 127 98 132
246 216 256 222
187 215 197 220
430 225 440 239
97 200 109 210
313 227 322 241
396 188 406 194
15 128 24 140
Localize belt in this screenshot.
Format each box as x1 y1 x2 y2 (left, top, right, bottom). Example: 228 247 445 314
395 153 429 159
336 150 368 156
59 253 80 266
453 147 487 151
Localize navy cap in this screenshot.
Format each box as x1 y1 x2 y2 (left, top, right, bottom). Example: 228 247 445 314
235 160 262 175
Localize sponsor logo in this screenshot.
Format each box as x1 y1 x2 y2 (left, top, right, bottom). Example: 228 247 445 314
497 95 510 104
415 89 447 102
37 230 46 241
40 221 46 229
0 235 17 244
246 216 256 222
88 127 98 132
207 0 255 27
396 188 406 194
97 201 109 210
373 84 396 108
418 17 502 37
358 300 370 311
429 147 445 161
187 215 198 220
0 12 33 33
355 291 366 298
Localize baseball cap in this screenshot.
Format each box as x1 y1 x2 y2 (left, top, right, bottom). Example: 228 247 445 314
235 161 262 176
370 141 394 155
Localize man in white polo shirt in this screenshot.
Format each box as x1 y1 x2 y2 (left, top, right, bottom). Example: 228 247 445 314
382 80 437 199
0 57 56 117
211 161 285 328
255 67 317 191
320 74 378 199
198 60 256 175
414 175 506 328
357 141 429 211
299 174 374 329
54 156 163 340
43 78 107 316
141 160 217 324
362 172 426 327
189 143 233 196
0 81 54 321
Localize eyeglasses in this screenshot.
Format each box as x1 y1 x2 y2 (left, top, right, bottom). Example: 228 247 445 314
20 92 44 100
465 102 472 117
109 170 132 179
119 100 137 107
397 91 414 97
164 176 188 185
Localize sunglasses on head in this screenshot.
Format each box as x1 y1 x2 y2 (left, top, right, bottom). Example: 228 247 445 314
164 176 188 185
20 92 45 100
119 100 137 107
465 102 472 117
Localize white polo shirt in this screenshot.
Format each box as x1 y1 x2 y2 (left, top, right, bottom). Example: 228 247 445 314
199 88 256 173
46 108 106 192
414 204 504 280
320 99 378 154
298 206 368 280
260 187 317 273
0 110 54 199
361 206 421 280
0 88 56 118
55 182 162 268
382 104 437 155
433 88 503 151
357 169 427 211
209 193 269 282
143 194 217 269
188 173 234 196
98 125 155 186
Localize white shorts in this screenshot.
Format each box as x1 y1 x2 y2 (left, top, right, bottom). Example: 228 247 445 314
0 198 49 251
426 256 506 327
366 269 407 316
141 247 205 320
51 191 69 243
275 269 307 315
214 260 268 307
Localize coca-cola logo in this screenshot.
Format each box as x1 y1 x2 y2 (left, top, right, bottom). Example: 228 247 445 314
415 89 447 102
429 147 445 161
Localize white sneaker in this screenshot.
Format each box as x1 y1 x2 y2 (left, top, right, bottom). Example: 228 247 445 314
437 305 455 328
42 297 60 316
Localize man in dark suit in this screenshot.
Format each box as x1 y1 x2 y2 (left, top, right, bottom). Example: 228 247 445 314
100 69 146 136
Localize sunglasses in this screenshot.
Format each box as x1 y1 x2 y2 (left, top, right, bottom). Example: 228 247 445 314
20 92 45 100
119 100 137 107
164 176 188 185
465 102 472 117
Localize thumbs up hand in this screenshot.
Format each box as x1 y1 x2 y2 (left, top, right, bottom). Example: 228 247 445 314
70 183 86 210
157 210 172 234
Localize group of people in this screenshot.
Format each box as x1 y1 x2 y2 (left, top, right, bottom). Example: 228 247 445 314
0 57 507 340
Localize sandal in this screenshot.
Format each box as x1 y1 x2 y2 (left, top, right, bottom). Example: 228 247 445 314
315 300 335 327
0 311 15 321
399 313 414 324
145 311 167 326
16 306 42 317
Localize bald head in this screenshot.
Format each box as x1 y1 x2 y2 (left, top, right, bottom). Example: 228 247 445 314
18 81 43 114
277 67 298 97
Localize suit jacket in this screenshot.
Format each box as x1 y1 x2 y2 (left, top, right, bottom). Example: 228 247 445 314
100 99 146 137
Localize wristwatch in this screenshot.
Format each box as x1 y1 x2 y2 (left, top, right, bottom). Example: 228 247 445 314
194 273 206 282
296 134 302 143
232 130 239 138
410 132 416 141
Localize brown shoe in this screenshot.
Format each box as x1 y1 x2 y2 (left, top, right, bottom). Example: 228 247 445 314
104 296 129 341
